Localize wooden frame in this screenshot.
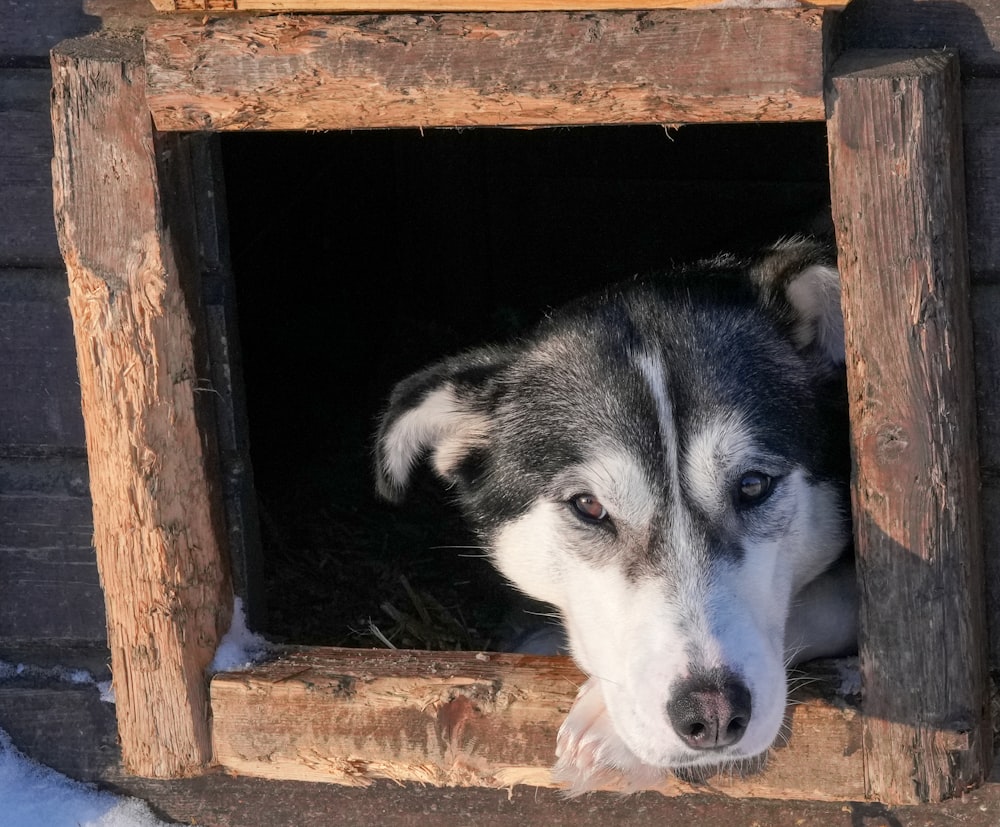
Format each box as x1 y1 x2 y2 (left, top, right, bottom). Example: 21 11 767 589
49 10 989 805
142 11 834 129
148 1 847 13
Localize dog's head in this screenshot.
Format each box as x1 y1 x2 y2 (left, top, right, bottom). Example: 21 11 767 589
374 238 851 770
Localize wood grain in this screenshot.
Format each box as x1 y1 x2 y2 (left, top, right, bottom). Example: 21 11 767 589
49 32 233 777
152 0 846 10
143 10 834 131
212 647 865 800
0 456 102 644
0 682 119 782
972 284 1000 474
964 81 1000 277
0 269 86 448
0 71 62 266
840 0 1000 76
827 50 992 804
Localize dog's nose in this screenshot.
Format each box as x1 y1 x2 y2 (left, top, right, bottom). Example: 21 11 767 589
666 672 752 750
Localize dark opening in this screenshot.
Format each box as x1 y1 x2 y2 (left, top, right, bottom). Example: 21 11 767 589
221 123 830 649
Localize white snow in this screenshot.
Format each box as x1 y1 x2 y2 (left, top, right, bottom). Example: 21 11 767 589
0 659 179 823
0 658 115 704
210 596 271 673
0 728 188 827
0 595 267 825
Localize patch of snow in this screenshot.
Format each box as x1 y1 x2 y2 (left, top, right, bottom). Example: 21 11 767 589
0 659 115 704
0 728 190 827
209 596 270 673
0 595 269 825
97 679 116 704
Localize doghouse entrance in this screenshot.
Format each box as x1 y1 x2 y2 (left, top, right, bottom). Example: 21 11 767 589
222 123 832 649
50 11 990 803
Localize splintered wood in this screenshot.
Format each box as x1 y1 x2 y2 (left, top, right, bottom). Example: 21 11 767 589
211 648 865 801
828 51 991 803
149 0 848 10
143 10 834 131
50 34 233 777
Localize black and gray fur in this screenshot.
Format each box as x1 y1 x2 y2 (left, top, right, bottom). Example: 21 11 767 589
375 237 856 791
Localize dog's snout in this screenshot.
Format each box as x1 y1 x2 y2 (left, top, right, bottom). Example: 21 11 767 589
666 672 752 751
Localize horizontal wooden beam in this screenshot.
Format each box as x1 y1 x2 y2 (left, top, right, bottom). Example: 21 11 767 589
144 10 834 131
150 0 848 11
211 647 865 800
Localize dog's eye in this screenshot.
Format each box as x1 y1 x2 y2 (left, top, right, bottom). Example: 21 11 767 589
570 494 609 523
736 472 774 508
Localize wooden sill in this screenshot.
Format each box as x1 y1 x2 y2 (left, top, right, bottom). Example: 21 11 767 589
149 1 850 13
211 647 865 801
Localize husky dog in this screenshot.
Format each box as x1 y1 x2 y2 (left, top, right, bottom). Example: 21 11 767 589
374 238 857 792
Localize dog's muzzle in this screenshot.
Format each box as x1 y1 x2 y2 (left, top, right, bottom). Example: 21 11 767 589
666 670 752 751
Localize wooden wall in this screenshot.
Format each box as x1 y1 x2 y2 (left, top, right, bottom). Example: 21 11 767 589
0 0 999 819
0 0 112 791
0 4 103 666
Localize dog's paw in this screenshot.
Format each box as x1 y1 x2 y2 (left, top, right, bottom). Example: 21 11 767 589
553 677 665 795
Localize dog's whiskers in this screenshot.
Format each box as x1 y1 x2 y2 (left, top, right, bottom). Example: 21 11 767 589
593 672 623 688
522 609 562 621
773 718 794 749
783 643 807 670
430 544 491 558
787 675 822 692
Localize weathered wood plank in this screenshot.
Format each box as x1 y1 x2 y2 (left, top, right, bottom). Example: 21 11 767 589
0 0 158 59
211 648 865 801
841 0 1000 76
0 678 992 827
0 641 110 673
0 269 86 448
143 10 835 131
0 456 104 644
980 484 1000 667
972 284 1000 474
974 284 1000 670
0 3 96 61
184 133 266 627
150 0 847 11
0 536 101 640
963 81 1000 278
0 682 118 782
50 32 233 777
43 769 1000 827
827 50 991 804
0 71 62 266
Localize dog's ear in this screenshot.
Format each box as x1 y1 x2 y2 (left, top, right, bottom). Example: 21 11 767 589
754 237 845 367
374 347 512 502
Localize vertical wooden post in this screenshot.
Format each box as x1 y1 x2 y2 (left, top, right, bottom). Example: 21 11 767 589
50 33 233 777
827 50 991 804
